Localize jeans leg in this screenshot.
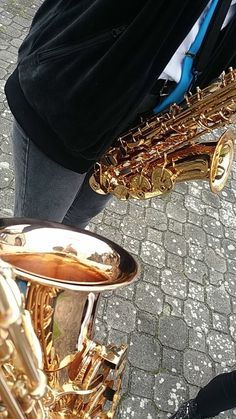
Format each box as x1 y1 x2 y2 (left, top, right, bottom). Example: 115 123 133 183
63 169 112 229
12 120 87 223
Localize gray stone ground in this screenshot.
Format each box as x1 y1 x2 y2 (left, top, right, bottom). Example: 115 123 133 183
1 1 236 418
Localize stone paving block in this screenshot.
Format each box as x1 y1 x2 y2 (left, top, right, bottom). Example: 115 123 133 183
188 384 201 399
207 234 222 253
146 208 168 230
222 238 236 260
107 198 128 215
0 189 14 217
0 166 13 187
96 296 106 319
184 257 208 284
203 215 224 238
165 296 183 318
202 189 221 208
128 332 161 372
229 314 236 341
132 198 149 208
185 196 205 215
215 363 235 375
107 328 129 346
128 202 146 218
209 270 224 286
207 331 236 366
96 224 123 244
225 227 236 241
184 299 210 333
206 285 231 314
187 211 202 226
221 188 236 203
150 197 166 212
188 182 203 198
147 227 163 244
140 240 165 268
122 235 140 255
121 215 146 240
206 206 220 220
175 183 188 195
142 264 161 285
205 248 227 274
115 283 135 301
103 210 123 228
119 396 157 419
119 362 130 395
154 373 188 413
158 316 188 351
221 200 233 211
188 243 205 261
166 252 184 272
137 310 157 336
189 328 206 353
162 347 183 374
227 258 236 275
161 269 187 299
164 230 187 257
183 349 213 387
168 219 183 235
188 281 205 302
231 298 236 314
212 313 229 334
94 318 108 344
106 297 136 333
220 208 236 228
0 116 12 136
166 200 187 223
185 223 206 246
130 368 155 399
135 282 163 315
217 411 235 419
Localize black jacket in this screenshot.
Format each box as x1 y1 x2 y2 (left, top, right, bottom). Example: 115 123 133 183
5 0 236 173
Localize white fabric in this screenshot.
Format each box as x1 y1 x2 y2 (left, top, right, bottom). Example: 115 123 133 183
159 0 236 83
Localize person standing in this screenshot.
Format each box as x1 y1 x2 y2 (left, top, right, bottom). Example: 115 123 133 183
5 0 236 229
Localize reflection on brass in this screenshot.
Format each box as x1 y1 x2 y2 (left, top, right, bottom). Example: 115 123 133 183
90 68 236 200
0 218 139 418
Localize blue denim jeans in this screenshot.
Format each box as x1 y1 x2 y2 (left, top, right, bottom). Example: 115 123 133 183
12 120 112 229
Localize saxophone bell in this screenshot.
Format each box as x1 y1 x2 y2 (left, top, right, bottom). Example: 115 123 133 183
210 129 235 193
0 218 139 418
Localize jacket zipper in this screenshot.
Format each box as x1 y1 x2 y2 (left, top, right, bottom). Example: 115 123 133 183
39 25 126 63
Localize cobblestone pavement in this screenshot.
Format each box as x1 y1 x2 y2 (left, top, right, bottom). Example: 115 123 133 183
1 1 236 418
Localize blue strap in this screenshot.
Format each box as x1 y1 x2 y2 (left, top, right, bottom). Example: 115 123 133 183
17 279 28 296
153 0 220 114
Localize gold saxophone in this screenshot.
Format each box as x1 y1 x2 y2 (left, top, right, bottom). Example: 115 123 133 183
89 68 236 200
0 218 138 418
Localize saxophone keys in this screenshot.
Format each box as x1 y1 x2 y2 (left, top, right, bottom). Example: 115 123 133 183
89 174 109 195
129 175 152 200
130 174 151 190
151 167 174 194
112 185 130 200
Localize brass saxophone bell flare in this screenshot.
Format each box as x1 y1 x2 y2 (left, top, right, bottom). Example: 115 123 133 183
210 129 235 193
0 218 139 418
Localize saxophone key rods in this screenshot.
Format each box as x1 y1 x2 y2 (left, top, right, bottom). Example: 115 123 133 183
90 68 236 200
